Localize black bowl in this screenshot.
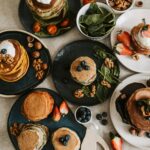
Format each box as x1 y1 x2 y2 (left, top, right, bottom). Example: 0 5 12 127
0 30 52 96
19 0 81 38
52 40 120 106
7 88 86 150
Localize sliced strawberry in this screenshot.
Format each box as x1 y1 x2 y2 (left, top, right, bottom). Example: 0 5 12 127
52 106 61 122
117 31 131 47
59 101 69 116
142 25 150 38
115 43 133 56
82 0 96 5
110 132 123 150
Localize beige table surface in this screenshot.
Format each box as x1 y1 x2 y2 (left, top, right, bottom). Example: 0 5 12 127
0 0 149 150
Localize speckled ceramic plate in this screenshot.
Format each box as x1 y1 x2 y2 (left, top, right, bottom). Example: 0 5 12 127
7 88 86 150
19 0 81 38
0 30 52 97
52 40 120 106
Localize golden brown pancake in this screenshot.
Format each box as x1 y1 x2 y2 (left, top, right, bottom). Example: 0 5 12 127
70 56 97 85
127 88 150 131
17 124 48 150
52 128 81 150
131 23 150 55
23 91 54 121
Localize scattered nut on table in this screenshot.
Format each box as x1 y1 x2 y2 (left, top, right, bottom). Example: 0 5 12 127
135 1 143 7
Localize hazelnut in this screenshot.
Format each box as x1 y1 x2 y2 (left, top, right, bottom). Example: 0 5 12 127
129 127 137 136
28 42 34 48
42 63 48 70
34 41 42 50
132 53 140 61
27 36 34 43
33 22 41 33
137 130 145 137
121 94 126 99
32 51 40 58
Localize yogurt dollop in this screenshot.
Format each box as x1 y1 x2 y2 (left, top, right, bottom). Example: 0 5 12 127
0 40 16 57
36 0 52 4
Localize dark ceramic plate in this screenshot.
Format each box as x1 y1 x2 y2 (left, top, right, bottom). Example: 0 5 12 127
0 30 52 96
52 40 120 106
19 0 81 38
7 88 86 150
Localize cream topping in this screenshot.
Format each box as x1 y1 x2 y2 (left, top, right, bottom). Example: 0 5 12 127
137 30 150 49
0 40 16 57
36 0 52 4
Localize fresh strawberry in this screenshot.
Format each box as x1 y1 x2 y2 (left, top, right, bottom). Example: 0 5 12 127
117 31 131 47
52 106 61 122
59 101 69 116
110 132 123 150
82 0 96 5
115 43 133 56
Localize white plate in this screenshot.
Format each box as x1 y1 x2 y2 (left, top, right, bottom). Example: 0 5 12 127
111 9 150 73
110 73 150 149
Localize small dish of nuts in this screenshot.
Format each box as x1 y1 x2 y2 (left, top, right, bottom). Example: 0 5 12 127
106 0 135 14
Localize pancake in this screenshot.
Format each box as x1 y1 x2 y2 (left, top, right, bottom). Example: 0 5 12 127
52 127 81 150
17 124 48 150
26 0 68 21
23 91 54 121
127 88 150 131
70 56 97 85
131 23 150 55
0 40 29 82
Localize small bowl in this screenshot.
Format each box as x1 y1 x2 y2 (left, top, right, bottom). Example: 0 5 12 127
106 0 135 14
75 106 92 125
76 2 116 41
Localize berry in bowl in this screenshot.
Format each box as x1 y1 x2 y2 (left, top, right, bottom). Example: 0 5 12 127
75 106 92 124
76 2 116 40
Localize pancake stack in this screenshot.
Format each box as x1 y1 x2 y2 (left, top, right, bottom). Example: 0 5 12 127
127 88 150 132
70 56 97 85
0 39 29 82
52 127 81 150
131 23 150 55
26 0 68 25
17 124 48 150
22 91 54 121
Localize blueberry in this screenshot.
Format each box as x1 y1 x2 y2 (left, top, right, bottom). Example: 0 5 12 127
101 119 108 125
136 101 144 107
79 107 86 112
81 114 86 120
147 79 150 87
77 117 82 122
0 49 7 54
146 132 150 138
62 78 68 84
87 110 91 115
63 140 68 146
96 114 102 120
84 65 90 70
82 119 88 123
86 115 91 121
80 61 86 67
65 135 70 141
76 65 83 72
59 137 64 143
102 112 107 118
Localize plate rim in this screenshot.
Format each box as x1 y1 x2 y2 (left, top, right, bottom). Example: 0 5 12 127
110 73 150 149
110 8 150 73
0 29 52 97
52 39 120 106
